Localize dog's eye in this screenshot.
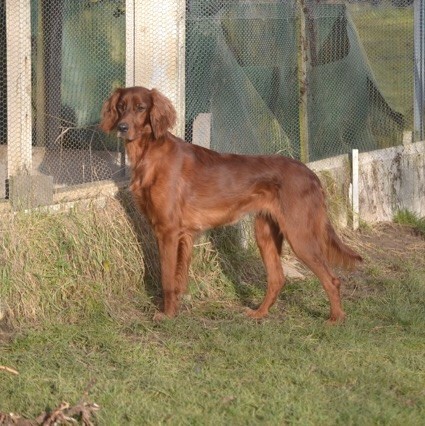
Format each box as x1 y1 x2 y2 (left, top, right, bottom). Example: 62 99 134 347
117 103 125 112
136 104 145 112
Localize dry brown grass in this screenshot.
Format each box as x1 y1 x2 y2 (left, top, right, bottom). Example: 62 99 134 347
1 193 423 331
0 195 151 327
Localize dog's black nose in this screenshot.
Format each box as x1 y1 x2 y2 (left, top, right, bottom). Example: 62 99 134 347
117 122 129 133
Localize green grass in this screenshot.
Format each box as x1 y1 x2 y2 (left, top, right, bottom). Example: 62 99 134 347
1 201 424 424
1 277 424 425
394 209 425 237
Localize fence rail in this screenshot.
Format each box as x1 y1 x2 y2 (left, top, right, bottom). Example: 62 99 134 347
0 0 423 210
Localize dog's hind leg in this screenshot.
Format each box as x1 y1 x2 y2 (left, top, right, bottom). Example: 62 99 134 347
284 226 345 323
247 214 285 319
175 233 194 296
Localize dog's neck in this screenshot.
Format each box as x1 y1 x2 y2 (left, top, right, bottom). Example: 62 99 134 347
124 134 152 169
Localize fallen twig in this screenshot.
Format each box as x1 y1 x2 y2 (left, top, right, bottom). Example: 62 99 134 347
0 366 19 375
0 398 99 425
35 401 100 426
0 411 34 425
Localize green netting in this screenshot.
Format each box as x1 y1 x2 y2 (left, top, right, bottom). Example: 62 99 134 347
186 0 408 161
31 0 125 149
307 4 404 160
29 0 125 185
186 1 299 156
60 2 125 128
0 0 415 200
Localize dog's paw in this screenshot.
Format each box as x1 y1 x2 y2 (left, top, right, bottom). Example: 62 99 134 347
326 312 346 325
245 308 268 320
153 311 168 322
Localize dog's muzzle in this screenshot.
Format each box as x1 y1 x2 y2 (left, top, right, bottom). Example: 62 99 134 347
117 122 129 137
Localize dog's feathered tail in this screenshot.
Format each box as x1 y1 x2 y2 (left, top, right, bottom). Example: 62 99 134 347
325 221 363 269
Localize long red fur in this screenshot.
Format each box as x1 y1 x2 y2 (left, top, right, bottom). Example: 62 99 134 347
100 86 362 322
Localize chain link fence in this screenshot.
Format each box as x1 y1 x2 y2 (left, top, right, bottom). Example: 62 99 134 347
0 0 421 208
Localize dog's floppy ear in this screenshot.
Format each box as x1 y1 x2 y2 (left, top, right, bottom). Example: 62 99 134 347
100 88 122 133
150 89 177 139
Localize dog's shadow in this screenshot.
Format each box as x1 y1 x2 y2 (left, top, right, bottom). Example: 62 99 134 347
208 223 267 310
116 188 162 307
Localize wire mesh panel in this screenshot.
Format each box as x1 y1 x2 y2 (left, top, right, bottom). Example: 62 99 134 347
0 0 420 206
186 0 300 156
306 1 413 160
185 0 416 161
0 0 126 205
32 0 126 188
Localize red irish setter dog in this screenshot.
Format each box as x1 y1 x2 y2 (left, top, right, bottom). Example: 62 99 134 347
100 86 362 322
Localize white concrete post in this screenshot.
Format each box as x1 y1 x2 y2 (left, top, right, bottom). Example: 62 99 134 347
192 113 211 149
6 0 32 177
132 0 185 138
351 149 359 230
125 0 135 87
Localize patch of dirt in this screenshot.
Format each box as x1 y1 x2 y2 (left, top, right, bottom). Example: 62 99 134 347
358 222 423 256
280 222 425 294
341 223 425 297
349 223 425 274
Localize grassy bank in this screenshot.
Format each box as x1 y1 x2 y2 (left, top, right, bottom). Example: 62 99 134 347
1 200 424 424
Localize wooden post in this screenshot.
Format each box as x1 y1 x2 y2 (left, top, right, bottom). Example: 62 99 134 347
6 0 54 209
298 0 310 163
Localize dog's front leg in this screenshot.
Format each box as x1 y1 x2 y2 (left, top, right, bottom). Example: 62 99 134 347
155 231 180 319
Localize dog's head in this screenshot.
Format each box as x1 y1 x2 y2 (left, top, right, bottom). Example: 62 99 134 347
100 86 177 141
